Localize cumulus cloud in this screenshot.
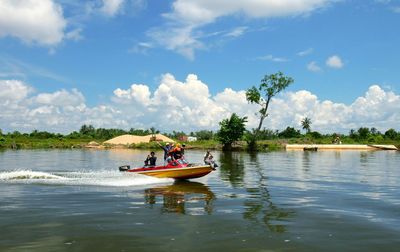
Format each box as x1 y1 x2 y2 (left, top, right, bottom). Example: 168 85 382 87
0 80 32 102
1 74 400 134
149 0 336 59
111 73 256 129
326 55 344 68
0 79 127 132
307 61 322 72
0 0 67 46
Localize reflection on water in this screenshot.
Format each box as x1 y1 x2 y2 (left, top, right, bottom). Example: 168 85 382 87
218 151 245 186
144 181 215 215
302 151 312 171
1 149 400 252
243 151 294 233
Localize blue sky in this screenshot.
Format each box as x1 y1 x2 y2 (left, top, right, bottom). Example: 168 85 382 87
1 0 400 133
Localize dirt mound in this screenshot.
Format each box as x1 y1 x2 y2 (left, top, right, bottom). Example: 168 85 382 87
103 134 175 145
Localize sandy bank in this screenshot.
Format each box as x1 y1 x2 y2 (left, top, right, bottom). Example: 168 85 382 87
286 144 398 151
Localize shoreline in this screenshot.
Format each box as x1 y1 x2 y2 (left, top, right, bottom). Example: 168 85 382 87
1 140 399 152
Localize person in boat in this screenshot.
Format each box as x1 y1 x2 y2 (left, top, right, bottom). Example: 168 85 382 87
144 151 157 167
204 150 211 163
157 142 172 161
204 150 218 168
181 144 186 156
169 143 183 160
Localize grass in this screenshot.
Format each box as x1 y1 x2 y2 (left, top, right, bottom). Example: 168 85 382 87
1 135 398 151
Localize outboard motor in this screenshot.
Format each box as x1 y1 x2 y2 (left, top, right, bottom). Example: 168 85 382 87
119 165 130 172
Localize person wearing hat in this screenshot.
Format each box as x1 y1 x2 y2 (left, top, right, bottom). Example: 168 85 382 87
157 141 172 161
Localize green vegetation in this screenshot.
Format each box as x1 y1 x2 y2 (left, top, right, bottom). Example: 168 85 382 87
216 113 248 150
301 117 312 133
245 72 294 149
0 125 399 151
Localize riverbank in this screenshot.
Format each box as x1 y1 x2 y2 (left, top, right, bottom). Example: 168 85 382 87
286 144 398 151
1 135 399 151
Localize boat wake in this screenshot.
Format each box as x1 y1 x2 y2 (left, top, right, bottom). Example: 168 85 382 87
0 170 173 187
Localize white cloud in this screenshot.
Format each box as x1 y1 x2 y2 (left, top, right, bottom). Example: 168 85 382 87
225 26 248 37
35 89 85 107
65 28 83 41
147 25 204 60
0 80 32 102
326 55 344 68
297 48 314 56
257 55 289 62
307 61 322 72
168 0 333 24
1 75 400 134
149 0 336 59
101 0 125 16
129 42 154 54
0 0 67 46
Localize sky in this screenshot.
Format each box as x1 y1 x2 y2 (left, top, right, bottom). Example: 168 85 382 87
1 0 400 134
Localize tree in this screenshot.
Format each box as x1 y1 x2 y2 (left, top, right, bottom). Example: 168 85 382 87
246 72 294 133
217 113 247 150
195 130 214 140
349 129 358 139
370 127 378 135
278 127 301 138
79 124 95 137
384 128 398 140
357 127 370 140
301 117 312 133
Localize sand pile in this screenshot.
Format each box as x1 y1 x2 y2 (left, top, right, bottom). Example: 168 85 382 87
88 141 100 146
85 141 104 149
104 134 175 145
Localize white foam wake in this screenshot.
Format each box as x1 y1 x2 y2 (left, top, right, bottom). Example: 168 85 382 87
0 170 172 187
0 170 63 180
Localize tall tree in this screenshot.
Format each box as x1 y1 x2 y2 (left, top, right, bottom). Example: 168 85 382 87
79 124 95 136
301 117 312 133
246 72 294 133
217 113 248 150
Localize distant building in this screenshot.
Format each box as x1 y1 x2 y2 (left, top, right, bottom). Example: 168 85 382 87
187 136 197 142
178 135 188 142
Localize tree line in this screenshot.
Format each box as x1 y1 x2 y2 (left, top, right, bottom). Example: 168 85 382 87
1 125 398 144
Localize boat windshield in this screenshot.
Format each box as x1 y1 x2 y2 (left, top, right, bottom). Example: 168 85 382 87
178 158 188 164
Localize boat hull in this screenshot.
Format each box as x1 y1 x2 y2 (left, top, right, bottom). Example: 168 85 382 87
127 165 214 180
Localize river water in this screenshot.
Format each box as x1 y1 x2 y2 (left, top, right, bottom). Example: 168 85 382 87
0 149 399 251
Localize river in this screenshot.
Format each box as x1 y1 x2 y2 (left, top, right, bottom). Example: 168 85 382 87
0 149 399 251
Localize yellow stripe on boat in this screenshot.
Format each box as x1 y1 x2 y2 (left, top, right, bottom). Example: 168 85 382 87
136 165 213 179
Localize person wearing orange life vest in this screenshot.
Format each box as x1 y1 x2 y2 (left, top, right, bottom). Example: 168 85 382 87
169 143 183 160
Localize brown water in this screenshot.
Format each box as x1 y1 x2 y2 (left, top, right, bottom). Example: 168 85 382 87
0 149 399 251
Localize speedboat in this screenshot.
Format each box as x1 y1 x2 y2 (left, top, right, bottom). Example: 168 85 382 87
119 158 215 180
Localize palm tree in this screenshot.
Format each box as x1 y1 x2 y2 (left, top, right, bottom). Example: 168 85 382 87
301 117 312 133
